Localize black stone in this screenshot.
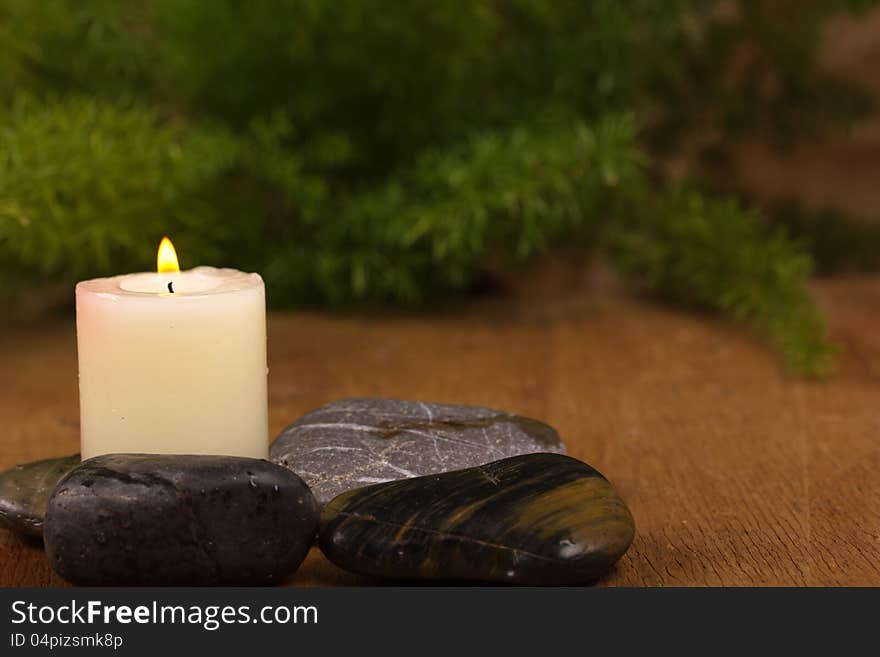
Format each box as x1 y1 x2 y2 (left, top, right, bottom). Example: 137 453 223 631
0 454 80 538
319 453 634 585
271 398 565 505
44 454 318 585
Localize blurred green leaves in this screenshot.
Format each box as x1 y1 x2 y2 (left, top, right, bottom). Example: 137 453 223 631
611 190 833 377
1 0 871 375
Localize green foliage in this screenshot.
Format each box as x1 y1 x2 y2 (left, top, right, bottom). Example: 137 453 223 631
261 115 644 305
0 96 235 278
1 0 872 375
611 191 834 377
647 0 877 154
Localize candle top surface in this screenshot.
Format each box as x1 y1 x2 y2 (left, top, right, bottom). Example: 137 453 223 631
77 266 263 297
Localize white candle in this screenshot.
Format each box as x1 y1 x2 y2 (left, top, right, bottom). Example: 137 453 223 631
75 238 268 460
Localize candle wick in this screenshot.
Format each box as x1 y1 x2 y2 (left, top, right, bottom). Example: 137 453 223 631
167 281 174 294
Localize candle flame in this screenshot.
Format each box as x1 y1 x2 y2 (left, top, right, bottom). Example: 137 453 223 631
157 236 180 273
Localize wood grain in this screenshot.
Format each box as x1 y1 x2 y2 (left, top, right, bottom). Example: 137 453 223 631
1 275 879 586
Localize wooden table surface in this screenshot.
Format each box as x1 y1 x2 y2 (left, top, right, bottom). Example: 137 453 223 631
2 275 879 586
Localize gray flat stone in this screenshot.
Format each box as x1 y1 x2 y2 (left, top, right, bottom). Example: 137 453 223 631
270 398 565 505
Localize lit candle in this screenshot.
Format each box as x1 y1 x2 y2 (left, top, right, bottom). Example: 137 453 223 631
76 237 268 460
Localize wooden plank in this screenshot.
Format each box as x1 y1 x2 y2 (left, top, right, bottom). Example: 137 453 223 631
1 277 878 586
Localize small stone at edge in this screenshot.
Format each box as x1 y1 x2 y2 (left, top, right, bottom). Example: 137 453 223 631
0 454 80 539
